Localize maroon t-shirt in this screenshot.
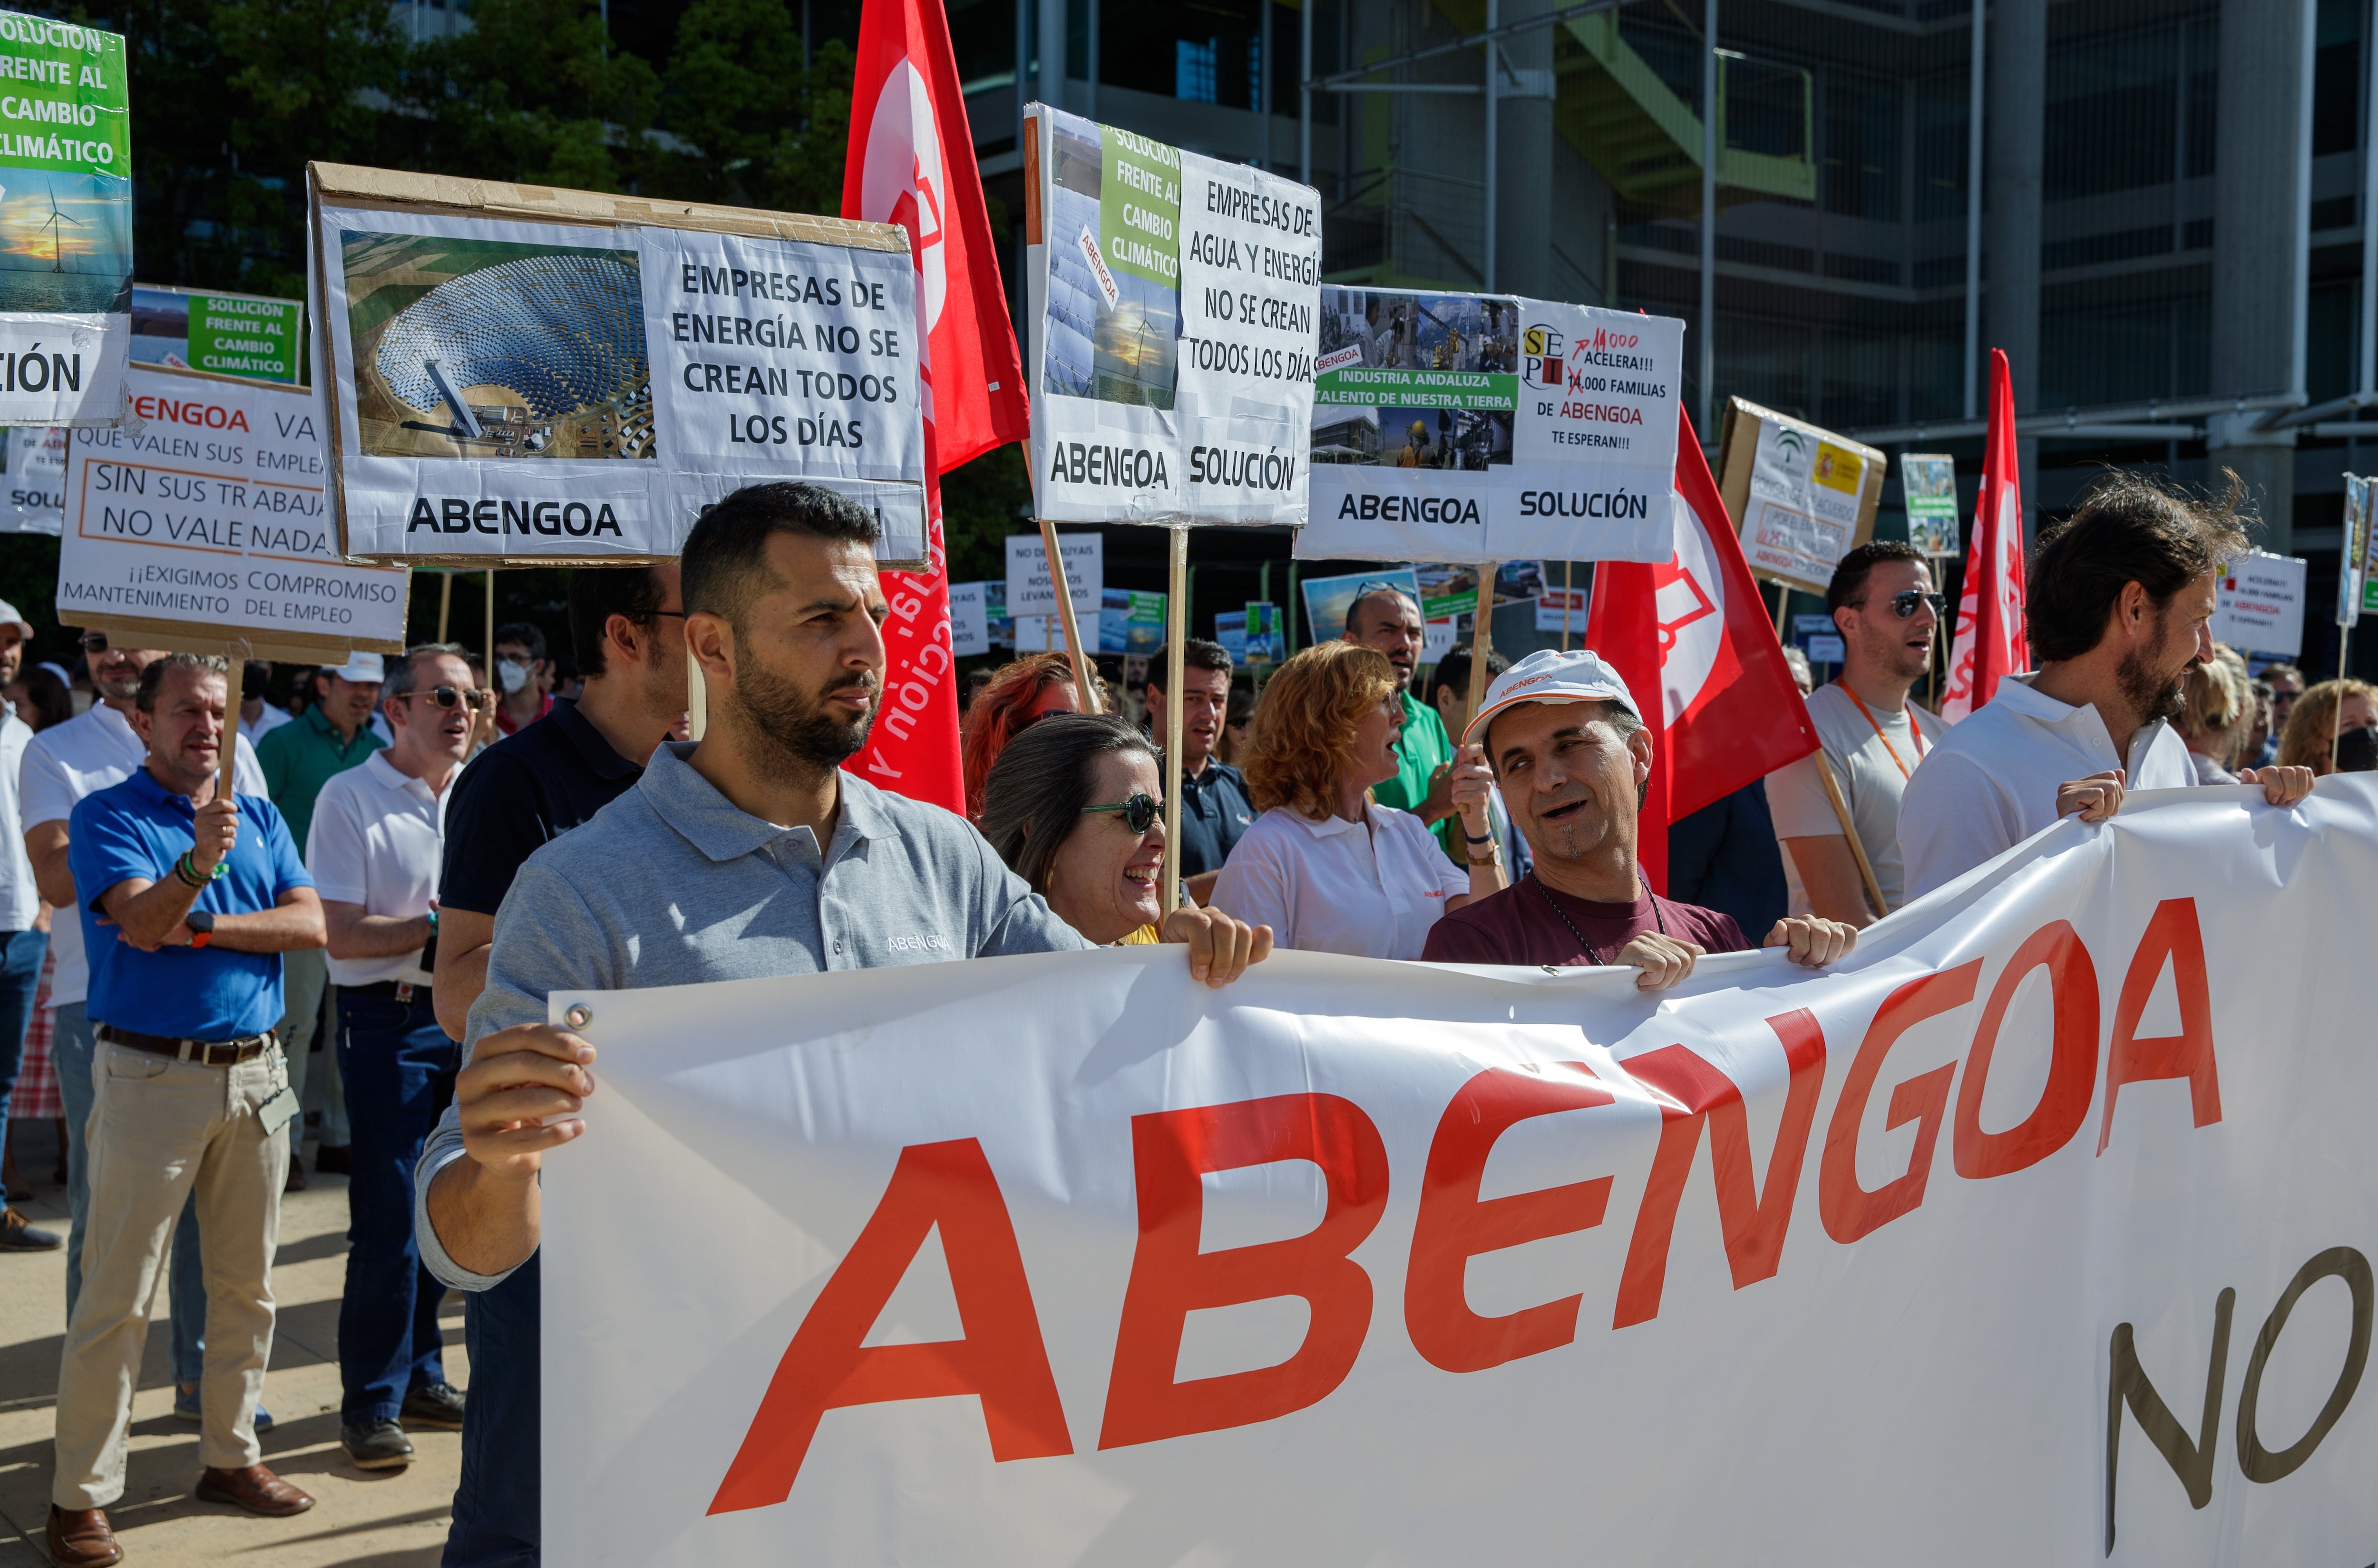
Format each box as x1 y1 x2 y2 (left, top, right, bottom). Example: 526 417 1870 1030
1421 874 1749 967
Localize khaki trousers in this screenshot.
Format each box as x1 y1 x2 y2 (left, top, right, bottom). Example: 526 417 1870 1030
52 1041 289 1509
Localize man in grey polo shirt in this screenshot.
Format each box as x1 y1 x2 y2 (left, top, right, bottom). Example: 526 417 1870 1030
411 481 1267 1568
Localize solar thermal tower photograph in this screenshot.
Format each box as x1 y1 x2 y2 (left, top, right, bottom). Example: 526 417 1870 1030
340 231 654 460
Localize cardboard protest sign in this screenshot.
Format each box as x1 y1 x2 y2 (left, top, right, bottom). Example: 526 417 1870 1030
544 780 2378 1568
0 10 131 427
1900 452 1959 558
57 363 406 660
130 283 303 383
1299 565 1419 646
1004 530 1101 620
1717 397 1885 596
1296 286 1681 565
0 422 63 531
946 581 989 658
2212 549 2306 657
1023 105 1321 527
307 162 926 567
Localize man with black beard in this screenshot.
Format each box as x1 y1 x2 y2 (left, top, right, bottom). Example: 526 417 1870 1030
1902 472 2314 899
410 483 1265 1568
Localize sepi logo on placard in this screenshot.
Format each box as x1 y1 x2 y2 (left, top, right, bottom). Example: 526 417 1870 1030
1521 324 1564 391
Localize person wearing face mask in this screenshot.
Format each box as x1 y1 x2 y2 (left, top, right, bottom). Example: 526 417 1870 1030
980 712 1275 959
490 623 554 739
1207 641 1504 958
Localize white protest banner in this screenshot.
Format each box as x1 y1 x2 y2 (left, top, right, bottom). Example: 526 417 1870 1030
0 10 132 427
1004 530 1101 620
1297 286 1682 566
2212 550 2306 657
306 163 926 565
57 364 407 659
1024 106 1320 527
945 580 989 658
0 423 64 532
544 779 2378 1567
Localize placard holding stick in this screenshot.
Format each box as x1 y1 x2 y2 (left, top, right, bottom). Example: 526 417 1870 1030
218 637 248 804
1162 528 1187 916
1038 517 1099 713
1464 562 1496 721
1812 750 1886 919
437 569 453 643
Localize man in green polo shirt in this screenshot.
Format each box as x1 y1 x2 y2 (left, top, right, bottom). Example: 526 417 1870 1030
255 653 387 1184
1341 584 1459 855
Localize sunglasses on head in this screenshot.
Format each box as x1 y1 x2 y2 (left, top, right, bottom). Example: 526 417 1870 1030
1856 590 1949 620
1081 792 1161 834
404 685 490 712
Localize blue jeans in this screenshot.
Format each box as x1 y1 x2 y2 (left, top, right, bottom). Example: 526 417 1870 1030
444 1255 539 1567
59 1001 210 1383
0 927 44 1135
336 990 457 1422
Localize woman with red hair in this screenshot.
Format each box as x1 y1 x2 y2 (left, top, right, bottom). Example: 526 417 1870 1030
960 653 1084 819
1208 641 1501 957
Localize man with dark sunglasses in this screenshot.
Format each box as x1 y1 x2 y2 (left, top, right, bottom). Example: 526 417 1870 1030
1764 542 1949 924
303 644 480 1473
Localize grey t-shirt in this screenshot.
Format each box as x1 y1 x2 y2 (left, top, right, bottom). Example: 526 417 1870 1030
415 742 1091 1289
1765 682 1948 915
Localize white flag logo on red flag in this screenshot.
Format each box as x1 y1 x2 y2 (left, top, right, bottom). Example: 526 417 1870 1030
842 0 1032 815
1939 348 2030 721
1586 408 1818 893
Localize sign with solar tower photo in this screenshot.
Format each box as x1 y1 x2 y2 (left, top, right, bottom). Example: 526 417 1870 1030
306 163 930 566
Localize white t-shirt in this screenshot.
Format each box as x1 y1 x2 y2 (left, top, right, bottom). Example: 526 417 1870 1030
1208 801 1470 960
241 702 292 744
19 702 265 1008
0 713 38 932
1900 672 2196 902
306 750 447 987
1765 683 1948 916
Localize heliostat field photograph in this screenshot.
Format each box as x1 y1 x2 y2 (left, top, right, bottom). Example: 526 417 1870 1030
341 230 654 461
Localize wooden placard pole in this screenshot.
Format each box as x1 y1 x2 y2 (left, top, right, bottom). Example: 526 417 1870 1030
1464 564 1496 726
1812 750 1887 919
2333 629 2354 772
1162 527 1188 917
485 570 497 679
436 570 453 643
218 638 248 804
1038 516 1100 713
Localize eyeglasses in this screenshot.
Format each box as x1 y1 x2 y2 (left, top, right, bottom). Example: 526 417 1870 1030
78 632 108 653
1081 792 1161 834
1853 590 1949 620
403 685 491 712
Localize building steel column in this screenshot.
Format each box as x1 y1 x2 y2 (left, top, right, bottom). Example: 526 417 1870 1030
1984 0 2043 535
1495 0 1558 298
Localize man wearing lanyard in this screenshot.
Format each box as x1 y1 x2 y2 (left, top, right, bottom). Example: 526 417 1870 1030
1764 543 1949 924
304 645 482 1473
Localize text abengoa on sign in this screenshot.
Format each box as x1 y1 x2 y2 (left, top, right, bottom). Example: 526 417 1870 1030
58 363 407 660
1024 104 1322 526
1294 284 1684 565
0 9 131 427
543 781 2378 1567
306 162 931 567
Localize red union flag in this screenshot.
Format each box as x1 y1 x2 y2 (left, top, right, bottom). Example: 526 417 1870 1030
1585 407 1819 893
1939 349 2030 721
842 0 1031 812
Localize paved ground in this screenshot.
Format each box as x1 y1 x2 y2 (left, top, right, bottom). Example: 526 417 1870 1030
0 1123 467 1566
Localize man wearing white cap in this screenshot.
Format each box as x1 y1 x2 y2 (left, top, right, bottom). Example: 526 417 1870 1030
256 653 387 1188
1423 649 1857 984
0 598 52 1249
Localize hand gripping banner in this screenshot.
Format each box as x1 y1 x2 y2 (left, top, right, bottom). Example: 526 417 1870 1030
542 778 2378 1566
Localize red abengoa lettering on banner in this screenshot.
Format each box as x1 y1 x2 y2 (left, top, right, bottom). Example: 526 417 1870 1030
1099 1093 1391 1449
706 1139 1071 1516
708 904 2229 1506
1613 1011 1827 1329
1404 1064 1615 1373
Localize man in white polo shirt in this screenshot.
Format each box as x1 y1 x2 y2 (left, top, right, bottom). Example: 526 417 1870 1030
1901 473 2314 899
21 632 268 1411
1766 543 1948 924
0 597 54 1251
305 644 479 1473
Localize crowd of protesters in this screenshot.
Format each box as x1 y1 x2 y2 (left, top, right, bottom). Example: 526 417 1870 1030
0 468 2365 1565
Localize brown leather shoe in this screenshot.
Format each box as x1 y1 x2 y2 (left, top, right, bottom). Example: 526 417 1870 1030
283 1158 307 1193
194 1463 315 1517
46 1505 123 1566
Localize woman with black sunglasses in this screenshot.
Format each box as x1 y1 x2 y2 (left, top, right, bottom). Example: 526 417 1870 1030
980 713 1273 961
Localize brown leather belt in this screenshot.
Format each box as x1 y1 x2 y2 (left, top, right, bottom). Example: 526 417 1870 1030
97 1024 276 1067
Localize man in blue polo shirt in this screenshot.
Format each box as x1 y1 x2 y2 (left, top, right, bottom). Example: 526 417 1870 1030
47 654 326 1568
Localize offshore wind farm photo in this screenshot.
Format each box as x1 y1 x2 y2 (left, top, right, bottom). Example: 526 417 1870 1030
0 166 131 314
